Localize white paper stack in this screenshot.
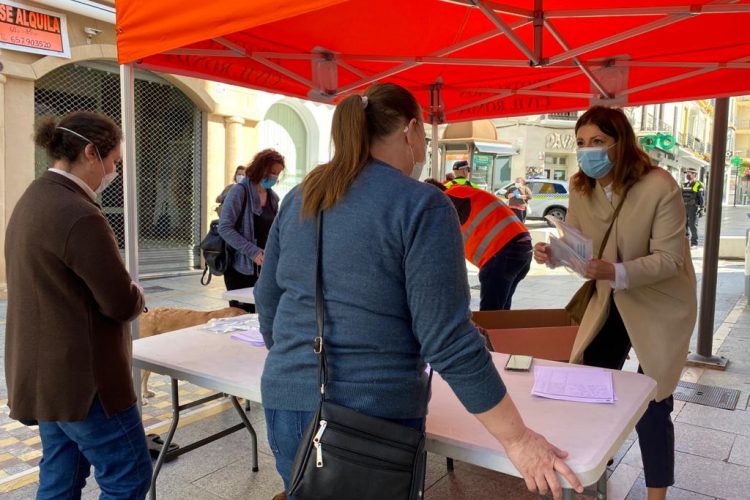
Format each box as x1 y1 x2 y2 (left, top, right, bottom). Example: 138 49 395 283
201 316 258 333
545 215 593 277
531 366 615 404
200 315 266 347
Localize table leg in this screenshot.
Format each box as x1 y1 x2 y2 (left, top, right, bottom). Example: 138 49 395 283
596 472 607 499
446 457 454 471
149 378 181 500
230 396 259 472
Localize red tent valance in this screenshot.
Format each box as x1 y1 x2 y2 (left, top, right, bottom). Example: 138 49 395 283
116 0 750 121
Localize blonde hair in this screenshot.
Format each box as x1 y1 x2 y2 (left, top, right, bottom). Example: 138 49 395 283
300 83 420 217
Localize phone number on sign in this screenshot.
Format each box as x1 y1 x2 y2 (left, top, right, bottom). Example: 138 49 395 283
8 36 51 49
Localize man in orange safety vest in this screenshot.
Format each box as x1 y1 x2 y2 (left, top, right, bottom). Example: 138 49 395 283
426 180 532 310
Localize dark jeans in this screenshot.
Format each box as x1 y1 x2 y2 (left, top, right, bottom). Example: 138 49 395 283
685 205 699 245
478 239 532 311
37 397 152 500
223 265 257 313
583 298 675 488
511 207 527 222
265 409 424 499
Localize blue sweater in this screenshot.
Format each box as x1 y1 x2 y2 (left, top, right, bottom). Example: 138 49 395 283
218 178 279 276
255 160 506 418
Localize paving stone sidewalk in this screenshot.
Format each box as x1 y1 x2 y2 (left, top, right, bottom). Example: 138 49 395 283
2 209 750 498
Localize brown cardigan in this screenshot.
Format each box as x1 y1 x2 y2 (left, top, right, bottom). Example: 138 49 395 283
5 171 144 422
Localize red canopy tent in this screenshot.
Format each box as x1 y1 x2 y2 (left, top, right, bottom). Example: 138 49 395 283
115 0 746 365
117 0 750 122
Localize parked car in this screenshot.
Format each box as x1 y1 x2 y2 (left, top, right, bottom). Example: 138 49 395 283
495 179 569 225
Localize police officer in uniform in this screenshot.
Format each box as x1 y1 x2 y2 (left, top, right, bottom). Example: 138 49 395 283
682 170 704 247
444 160 478 188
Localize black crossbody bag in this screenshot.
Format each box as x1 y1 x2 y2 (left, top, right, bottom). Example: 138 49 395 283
288 212 432 500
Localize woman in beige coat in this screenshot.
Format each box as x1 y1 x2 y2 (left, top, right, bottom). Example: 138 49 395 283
534 106 696 500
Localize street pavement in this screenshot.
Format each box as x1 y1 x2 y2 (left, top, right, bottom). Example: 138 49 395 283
1 207 750 499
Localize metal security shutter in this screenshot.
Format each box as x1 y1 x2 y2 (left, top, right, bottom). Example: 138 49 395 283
34 61 203 276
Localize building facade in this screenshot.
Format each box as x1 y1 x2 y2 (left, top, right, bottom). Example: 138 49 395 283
0 0 333 283
490 103 720 192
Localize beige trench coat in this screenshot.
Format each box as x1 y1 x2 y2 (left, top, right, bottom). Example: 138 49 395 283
566 168 697 402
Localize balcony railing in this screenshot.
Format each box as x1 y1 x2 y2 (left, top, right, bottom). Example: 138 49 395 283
640 121 673 133
543 112 578 121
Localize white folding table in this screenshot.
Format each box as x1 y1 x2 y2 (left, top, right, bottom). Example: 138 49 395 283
133 319 656 499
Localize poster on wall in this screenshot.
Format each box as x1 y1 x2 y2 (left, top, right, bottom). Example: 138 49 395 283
0 0 70 58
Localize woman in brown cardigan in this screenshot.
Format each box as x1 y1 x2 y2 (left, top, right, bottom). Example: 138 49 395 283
535 106 696 500
5 111 150 499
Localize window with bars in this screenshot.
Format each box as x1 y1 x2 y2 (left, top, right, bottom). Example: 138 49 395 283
34 61 203 275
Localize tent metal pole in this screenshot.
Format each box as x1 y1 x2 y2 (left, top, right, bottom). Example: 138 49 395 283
547 14 690 65
430 82 444 180
120 64 140 293
533 0 542 64
432 121 439 180
120 63 144 407
688 97 729 369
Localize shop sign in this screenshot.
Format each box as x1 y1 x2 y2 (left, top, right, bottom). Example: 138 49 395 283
472 154 492 168
544 132 575 151
0 1 70 58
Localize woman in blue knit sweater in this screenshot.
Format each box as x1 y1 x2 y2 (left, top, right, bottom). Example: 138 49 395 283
255 83 582 500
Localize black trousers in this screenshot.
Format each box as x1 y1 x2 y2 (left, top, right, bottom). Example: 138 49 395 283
511 207 527 222
223 265 257 313
582 298 675 488
685 205 699 245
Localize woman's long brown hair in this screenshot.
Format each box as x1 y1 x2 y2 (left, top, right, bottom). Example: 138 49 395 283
300 83 421 218
571 106 653 195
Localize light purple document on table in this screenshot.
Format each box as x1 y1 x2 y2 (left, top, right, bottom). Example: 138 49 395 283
230 329 266 347
531 366 615 404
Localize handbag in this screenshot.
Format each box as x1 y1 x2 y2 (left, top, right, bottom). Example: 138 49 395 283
199 184 249 285
565 188 629 324
288 212 431 500
199 220 231 285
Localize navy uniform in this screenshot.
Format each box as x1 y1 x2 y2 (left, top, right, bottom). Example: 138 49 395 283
682 175 704 247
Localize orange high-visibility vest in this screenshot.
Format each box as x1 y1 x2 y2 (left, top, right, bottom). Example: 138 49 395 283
446 185 527 268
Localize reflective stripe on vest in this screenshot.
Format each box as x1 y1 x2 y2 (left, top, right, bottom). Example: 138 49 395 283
447 185 527 268
445 177 476 188
471 215 518 265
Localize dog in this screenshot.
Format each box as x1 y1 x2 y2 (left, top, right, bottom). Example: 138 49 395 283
138 306 247 403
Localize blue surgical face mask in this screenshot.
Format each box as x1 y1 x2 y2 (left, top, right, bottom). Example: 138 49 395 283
260 175 278 189
576 144 616 179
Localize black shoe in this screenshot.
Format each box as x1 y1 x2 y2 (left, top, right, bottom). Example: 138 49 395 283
147 433 180 461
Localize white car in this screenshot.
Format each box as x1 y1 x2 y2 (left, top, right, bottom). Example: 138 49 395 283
495 179 569 224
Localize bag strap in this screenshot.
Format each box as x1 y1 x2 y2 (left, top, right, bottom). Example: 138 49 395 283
201 265 212 285
314 212 328 399
314 212 432 411
596 187 630 260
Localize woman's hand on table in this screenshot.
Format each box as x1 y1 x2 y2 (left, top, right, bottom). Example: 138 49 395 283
504 427 583 500
583 259 615 281
476 396 582 500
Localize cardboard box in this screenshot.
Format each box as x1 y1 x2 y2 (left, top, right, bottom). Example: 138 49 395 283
471 309 578 362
